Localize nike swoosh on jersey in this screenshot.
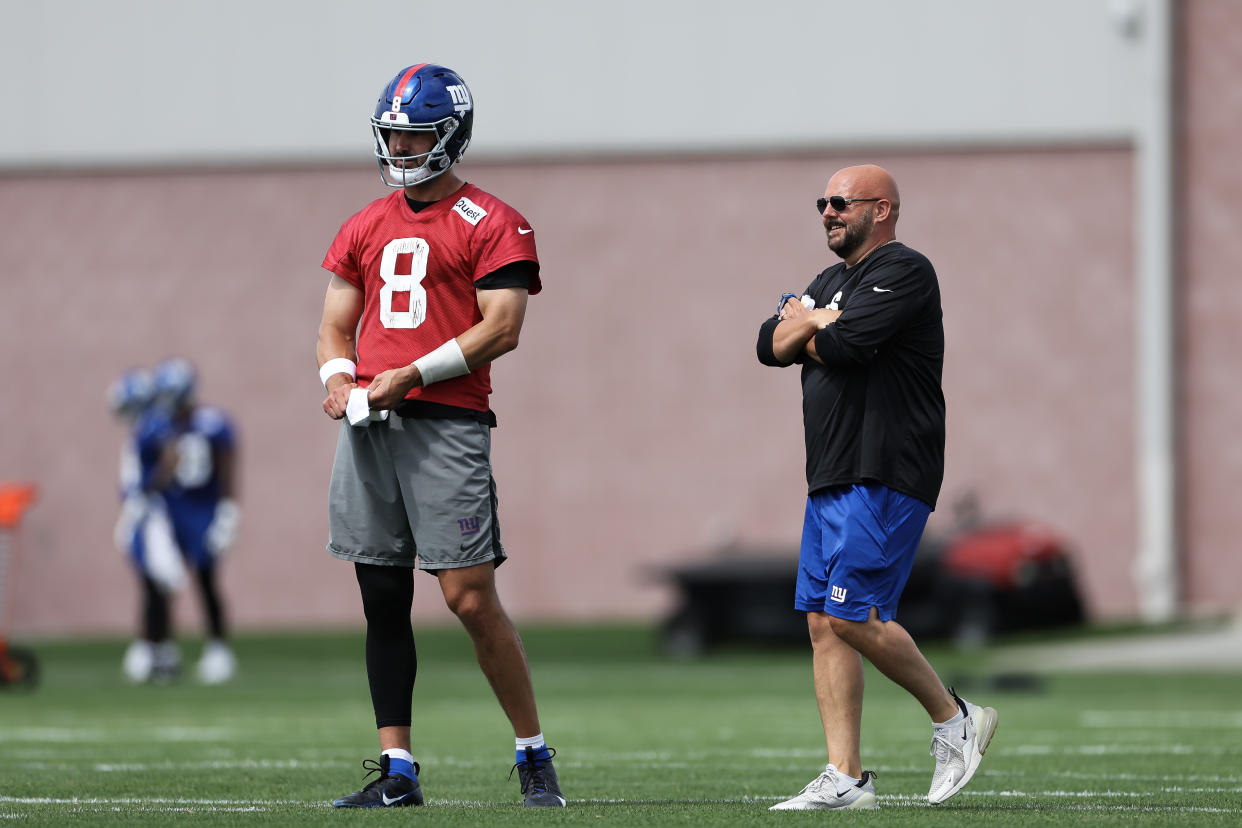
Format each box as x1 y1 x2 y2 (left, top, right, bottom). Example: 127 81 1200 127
872 286 893 293
517 227 534 235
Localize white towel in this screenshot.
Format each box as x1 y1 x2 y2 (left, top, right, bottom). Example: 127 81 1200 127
346 387 390 427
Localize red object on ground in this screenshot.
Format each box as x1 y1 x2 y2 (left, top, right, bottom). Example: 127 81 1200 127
942 522 1070 590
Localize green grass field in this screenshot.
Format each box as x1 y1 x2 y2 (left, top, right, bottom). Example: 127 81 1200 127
1 625 1239 825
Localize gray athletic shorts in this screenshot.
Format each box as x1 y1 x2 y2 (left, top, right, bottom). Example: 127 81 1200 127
326 415 505 571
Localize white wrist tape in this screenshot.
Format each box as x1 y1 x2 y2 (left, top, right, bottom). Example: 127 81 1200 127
319 358 357 389
206 498 241 555
412 339 469 386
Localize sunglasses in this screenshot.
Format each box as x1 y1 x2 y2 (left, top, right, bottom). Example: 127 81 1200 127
817 196 883 214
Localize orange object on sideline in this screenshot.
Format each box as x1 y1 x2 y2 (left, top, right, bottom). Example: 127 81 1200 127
0 484 37 529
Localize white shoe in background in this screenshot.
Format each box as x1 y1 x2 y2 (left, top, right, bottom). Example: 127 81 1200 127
196 639 236 684
151 640 181 682
121 640 154 683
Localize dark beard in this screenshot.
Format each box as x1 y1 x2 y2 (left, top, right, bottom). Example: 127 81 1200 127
827 208 875 261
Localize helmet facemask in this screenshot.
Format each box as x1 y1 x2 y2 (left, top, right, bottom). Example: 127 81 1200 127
371 114 464 188
370 64 474 189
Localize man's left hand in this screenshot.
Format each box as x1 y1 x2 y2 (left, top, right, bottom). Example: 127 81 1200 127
366 366 417 410
780 296 811 321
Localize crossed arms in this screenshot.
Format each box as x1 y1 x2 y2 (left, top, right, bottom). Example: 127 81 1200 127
768 296 842 365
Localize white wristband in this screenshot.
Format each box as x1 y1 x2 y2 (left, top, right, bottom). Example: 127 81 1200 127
412 339 469 386
319 357 357 389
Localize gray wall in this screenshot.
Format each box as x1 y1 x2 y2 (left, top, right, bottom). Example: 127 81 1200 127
3 0 1145 166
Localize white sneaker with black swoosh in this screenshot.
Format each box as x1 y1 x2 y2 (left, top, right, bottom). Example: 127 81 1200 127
927 687 998 804
769 764 878 810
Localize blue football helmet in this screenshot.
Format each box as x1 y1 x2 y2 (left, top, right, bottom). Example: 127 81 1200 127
109 369 155 419
371 63 474 188
152 357 197 411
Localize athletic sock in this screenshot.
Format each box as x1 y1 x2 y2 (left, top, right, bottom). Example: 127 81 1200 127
835 769 861 787
515 733 549 765
935 709 966 728
382 748 417 780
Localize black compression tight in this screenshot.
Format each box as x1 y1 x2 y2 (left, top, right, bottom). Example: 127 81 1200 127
354 563 417 729
195 562 227 641
140 564 228 642
140 575 170 642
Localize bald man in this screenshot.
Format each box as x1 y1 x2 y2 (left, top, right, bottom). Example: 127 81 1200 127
757 165 998 810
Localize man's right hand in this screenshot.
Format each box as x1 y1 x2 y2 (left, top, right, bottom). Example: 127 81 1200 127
322 378 358 420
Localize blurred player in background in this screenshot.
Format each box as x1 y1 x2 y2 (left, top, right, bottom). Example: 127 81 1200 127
109 367 180 682
109 358 240 684
316 62 564 809
756 165 998 810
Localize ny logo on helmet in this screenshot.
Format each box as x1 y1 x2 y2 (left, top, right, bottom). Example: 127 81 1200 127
447 84 472 115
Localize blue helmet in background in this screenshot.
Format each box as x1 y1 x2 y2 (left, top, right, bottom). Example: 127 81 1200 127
108 369 155 419
371 63 474 188
152 357 197 410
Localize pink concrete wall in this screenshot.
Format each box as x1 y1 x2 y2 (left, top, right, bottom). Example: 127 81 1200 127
1 145 1153 638
1180 0 1242 613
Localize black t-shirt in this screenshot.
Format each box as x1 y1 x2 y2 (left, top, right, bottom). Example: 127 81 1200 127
756 242 946 508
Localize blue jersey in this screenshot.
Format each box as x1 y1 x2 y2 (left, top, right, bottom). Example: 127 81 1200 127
135 405 237 566
127 408 166 496
117 409 176 582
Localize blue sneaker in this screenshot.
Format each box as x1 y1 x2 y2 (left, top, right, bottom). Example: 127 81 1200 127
332 755 423 808
510 746 566 807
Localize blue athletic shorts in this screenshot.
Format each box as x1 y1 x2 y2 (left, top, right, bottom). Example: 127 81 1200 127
795 483 931 621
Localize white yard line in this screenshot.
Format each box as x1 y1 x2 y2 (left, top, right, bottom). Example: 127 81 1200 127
0 726 235 743
1 797 287 805
1080 710 1242 728
94 759 344 772
5 792 1241 813
1001 743 1240 756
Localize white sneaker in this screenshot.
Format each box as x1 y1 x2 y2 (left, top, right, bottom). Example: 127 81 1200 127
769 764 878 810
927 689 998 804
122 640 154 683
196 640 236 684
152 641 181 682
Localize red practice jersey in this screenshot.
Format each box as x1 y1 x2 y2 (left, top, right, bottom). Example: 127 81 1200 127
322 183 541 411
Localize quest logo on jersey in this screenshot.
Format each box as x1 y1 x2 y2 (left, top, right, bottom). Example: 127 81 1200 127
453 196 487 226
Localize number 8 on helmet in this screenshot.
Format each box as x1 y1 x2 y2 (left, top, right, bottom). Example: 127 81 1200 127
371 63 474 189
